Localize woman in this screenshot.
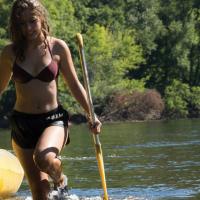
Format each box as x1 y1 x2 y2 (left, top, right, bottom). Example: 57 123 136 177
0 0 101 199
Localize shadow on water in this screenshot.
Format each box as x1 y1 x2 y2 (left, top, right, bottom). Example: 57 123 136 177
1 119 200 199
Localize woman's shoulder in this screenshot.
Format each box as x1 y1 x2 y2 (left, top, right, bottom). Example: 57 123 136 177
49 37 70 52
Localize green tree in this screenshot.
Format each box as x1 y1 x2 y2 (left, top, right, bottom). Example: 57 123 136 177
0 0 11 50
124 0 163 55
164 80 190 118
72 0 126 33
132 0 200 95
189 86 200 117
84 24 145 102
42 0 80 42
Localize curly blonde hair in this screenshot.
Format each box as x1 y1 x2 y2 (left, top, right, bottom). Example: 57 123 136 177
10 0 50 61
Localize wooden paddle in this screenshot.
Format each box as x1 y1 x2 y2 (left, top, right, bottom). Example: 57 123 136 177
76 33 109 200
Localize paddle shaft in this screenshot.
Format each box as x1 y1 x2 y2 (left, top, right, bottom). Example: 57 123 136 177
76 33 108 200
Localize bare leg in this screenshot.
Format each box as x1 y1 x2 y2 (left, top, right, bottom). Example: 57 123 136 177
12 140 50 200
33 126 68 186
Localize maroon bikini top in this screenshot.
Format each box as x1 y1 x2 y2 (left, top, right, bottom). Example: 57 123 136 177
12 45 59 84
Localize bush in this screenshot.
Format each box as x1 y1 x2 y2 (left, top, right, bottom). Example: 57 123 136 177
189 86 200 117
164 80 190 118
102 89 164 121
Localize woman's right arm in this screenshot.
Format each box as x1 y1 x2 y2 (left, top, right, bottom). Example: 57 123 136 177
0 45 13 96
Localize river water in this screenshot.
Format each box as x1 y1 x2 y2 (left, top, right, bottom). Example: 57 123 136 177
0 119 200 200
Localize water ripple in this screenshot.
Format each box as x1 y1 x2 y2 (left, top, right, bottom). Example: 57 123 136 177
134 140 200 148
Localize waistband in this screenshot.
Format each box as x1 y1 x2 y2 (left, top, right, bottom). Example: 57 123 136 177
12 105 64 119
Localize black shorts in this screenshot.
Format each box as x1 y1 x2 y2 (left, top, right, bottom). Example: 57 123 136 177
9 105 70 149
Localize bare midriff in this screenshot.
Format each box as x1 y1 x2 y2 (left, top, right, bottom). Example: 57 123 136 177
14 79 59 113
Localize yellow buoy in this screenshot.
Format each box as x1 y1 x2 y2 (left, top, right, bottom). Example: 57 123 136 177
0 149 24 198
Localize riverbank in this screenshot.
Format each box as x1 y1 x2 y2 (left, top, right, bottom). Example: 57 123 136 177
1 113 198 129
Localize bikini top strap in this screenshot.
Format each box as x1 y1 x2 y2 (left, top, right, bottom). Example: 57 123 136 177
47 40 53 59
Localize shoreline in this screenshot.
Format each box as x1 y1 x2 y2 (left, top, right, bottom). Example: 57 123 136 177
1 115 200 129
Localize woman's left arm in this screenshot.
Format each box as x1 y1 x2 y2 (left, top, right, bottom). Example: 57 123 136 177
57 39 101 134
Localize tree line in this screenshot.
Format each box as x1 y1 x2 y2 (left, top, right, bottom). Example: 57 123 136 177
0 0 200 123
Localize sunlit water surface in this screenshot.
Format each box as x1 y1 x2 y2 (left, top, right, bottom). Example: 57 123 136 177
1 119 200 199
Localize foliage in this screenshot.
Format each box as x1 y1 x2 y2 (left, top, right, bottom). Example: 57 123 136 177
144 1 200 93
189 86 200 117
164 80 190 118
42 0 80 42
57 75 82 115
124 0 163 55
0 0 11 50
0 0 200 122
84 24 144 100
